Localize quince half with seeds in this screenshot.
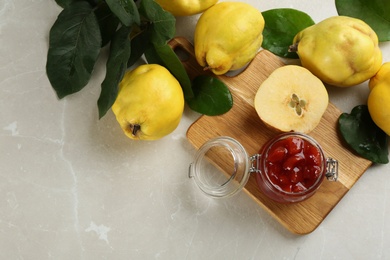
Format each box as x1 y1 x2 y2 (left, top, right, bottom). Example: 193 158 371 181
254 65 328 134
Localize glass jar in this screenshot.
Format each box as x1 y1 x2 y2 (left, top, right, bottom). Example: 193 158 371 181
189 132 338 203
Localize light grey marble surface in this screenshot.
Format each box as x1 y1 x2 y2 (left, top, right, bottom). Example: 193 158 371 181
1 0 390 259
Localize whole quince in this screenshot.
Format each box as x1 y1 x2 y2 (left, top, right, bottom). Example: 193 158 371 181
155 0 218 16
194 2 265 75
112 64 184 140
368 62 390 135
291 16 382 87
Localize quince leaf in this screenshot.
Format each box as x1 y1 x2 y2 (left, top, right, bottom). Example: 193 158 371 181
94 2 120 47
187 75 233 116
98 26 132 119
144 43 194 99
55 0 101 8
338 105 389 164
138 0 176 45
128 28 152 67
336 0 390 42
46 1 102 99
262 8 315 59
55 0 74 8
105 0 140 27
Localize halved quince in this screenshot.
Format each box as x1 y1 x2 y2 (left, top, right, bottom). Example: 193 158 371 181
254 65 329 133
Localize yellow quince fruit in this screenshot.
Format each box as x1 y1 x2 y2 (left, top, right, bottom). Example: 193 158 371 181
194 2 265 75
155 0 218 16
368 62 390 136
112 64 184 140
291 16 382 87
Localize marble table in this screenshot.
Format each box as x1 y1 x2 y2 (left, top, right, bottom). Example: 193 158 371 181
1 0 390 259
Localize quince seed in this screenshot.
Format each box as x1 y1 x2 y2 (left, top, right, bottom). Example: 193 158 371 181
289 100 297 108
291 93 299 102
296 105 303 116
289 93 306 116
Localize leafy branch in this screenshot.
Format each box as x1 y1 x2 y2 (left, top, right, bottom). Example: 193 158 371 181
46 0 232 119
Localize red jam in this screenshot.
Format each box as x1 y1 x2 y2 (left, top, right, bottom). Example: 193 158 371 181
266 136 322 193
256 133 326 203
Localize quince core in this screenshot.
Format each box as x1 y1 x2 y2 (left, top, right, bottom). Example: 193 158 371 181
254 65 329 134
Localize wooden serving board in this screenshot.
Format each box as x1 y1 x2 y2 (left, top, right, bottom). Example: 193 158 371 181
169 37 373 235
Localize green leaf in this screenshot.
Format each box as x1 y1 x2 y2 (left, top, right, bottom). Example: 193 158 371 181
94 2 120 47
139 0 176 45
187 75 233 116
105 0 140 27
88 0 103 6
338 105 389 164
55 0 76 8
144 43 194 99
55 0 101 8
127 28 152 67
46 1 102 99
336 0 390 42
98 26 132 118
261 8 315 59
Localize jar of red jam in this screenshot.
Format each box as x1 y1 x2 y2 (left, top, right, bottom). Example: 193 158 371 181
189 132 338 202
254 132 338 203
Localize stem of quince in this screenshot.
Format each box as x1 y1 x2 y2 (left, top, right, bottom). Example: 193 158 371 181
288 43 298 53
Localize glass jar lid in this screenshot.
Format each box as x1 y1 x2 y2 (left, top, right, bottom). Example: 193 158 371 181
188 136 251 198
